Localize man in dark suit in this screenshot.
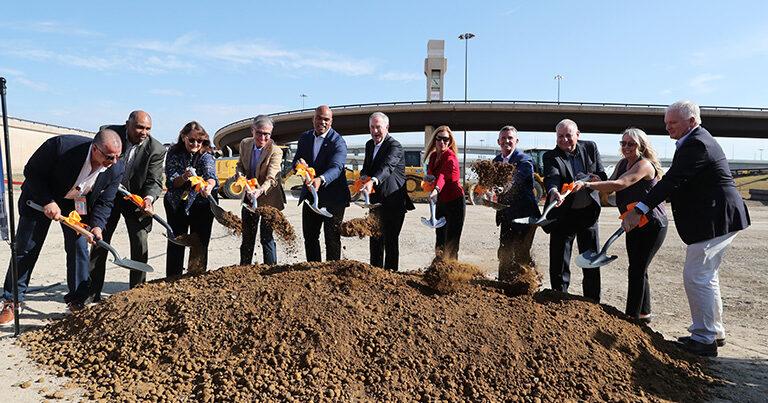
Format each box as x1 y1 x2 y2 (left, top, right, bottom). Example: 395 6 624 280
359 112 414 271
543 119 607 302
0 130 124 324
292 105 350 262
89 111 165 301
236 115 286 265
622 100 750 357
493 126 541 282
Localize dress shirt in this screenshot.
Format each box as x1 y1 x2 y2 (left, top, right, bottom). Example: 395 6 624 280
250 144 263 178
312 130 327 162
65 146 107 199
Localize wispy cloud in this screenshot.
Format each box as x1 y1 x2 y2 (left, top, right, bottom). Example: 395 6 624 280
689 73 723 93
0 67 49 91
0 21 99 37
150 89 185 97
378 71 421 82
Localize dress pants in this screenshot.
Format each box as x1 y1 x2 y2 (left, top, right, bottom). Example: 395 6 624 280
498 222 537 282
240 206 277 265
549 210 601 302
3 214 90 303
302 203 346 262
624 221 667 317
164 198 215 277
684 231 738 345
435 197 465 260
89 198 152 300
369 207 406 271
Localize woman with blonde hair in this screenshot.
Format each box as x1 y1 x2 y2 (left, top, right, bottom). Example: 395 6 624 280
423 125 465 260
574 127 667 321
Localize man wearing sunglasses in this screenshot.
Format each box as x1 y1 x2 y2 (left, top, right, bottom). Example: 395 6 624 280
542 119 607 303
88 111 166 303
1 130 125 325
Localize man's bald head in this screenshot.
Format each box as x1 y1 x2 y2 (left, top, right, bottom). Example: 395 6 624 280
126 110 152 144
313 105 333 135
92 129 122 168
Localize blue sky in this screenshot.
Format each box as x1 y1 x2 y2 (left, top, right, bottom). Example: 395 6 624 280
1 1 767 159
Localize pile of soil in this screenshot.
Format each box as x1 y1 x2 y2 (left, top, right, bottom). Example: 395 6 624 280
339 213 382 238
220 210 243 236
255 206 297 245
20 261 716 402
472 159 518 190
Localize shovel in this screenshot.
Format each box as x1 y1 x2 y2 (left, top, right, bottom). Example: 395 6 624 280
205 194 232 226
575 203 649 269
513 185 573 226
116 185 189 247
351 177 381 209
421 198 446 229
354 189 381 209
26 200 153 273
242 184 259 214
302 173 333 218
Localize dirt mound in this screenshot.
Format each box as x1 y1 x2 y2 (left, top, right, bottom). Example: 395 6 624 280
472 159 517 189
339 213 382 238
20 261 716 402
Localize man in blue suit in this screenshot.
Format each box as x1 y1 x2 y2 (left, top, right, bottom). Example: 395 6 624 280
493 126 541 282
0 130 124 325
622 100 750 357
292 105 350 261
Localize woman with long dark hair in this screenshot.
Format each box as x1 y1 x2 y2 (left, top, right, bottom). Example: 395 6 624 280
164 121 218 276
423 125 465 260
574 127 667 321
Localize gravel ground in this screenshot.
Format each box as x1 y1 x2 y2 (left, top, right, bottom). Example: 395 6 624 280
1 197 766 401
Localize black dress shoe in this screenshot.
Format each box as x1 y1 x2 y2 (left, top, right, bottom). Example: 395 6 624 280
677 338 718 357
677 336 725 347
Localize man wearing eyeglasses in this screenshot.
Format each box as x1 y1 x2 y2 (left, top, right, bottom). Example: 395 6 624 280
0 130 125 324
236 115 286 265
542 119 607 303
292 105 351 262
88 111 166 303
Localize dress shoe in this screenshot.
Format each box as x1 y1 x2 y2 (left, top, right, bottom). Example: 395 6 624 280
677 335 725 347
677 337 718 357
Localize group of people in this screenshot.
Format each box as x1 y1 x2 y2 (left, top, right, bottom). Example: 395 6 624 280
0 101 751 358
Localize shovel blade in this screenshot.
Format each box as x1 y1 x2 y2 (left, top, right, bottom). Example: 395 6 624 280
512 216 538 225
113 258 154 273
304 200 333 217
420 217 446 229
575 251 618 269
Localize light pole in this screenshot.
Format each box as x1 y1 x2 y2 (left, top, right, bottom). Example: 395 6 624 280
300 94 308 109
459 32 475 187
554 74 564 104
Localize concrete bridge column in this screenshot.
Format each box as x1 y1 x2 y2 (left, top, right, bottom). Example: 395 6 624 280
423 125 434 164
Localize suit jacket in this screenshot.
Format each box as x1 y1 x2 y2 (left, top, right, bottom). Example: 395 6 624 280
236 138 286 210
103 124 165 201
19 135 124 230
292 127 350 207
542 140 607 231
360 136 414 213
642 126 750 245
493 149 540 227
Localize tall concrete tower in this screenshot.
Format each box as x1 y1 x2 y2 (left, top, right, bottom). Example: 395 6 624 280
423 40 447 151
424 40 447 102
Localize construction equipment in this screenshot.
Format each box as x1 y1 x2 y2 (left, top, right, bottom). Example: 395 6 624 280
26 200 153 273
575 203 649 269
116 185 189 247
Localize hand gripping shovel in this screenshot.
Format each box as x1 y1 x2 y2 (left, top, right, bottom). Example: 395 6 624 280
351 177 381 209
295 164 332 218
26 200 153 273
186 174 230 226
575 203 649 269
116 185 189 247
513 183 574 226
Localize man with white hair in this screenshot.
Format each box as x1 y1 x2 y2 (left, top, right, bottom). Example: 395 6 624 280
622 100 750 357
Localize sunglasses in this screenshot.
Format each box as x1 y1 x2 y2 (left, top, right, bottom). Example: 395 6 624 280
187 137 207 145
619 141 638 148
436 136 451 143
94 145 119 162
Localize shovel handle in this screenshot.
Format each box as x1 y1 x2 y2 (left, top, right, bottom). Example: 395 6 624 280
599 227 625 256
26 200 94 239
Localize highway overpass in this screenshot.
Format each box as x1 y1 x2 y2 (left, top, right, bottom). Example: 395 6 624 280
214 100 768 152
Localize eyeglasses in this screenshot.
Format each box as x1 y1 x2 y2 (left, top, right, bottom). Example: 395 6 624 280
187 137 206 145
252 130 271 137
94 145 119 162
619 141 638 148
436 136 451 143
